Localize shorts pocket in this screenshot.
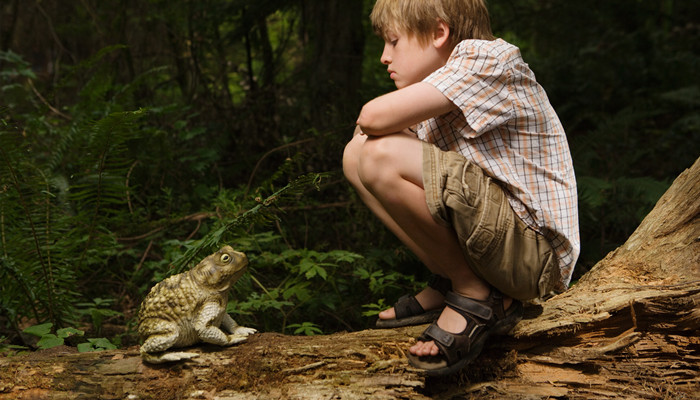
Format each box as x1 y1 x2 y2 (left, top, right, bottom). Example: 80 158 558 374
464 178 507 262
536 250 561 297
460 161 481 207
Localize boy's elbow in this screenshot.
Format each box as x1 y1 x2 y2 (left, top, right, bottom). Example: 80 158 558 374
356 102 388 135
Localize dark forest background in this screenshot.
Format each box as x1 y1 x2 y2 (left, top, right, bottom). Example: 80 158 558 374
1 0 698 351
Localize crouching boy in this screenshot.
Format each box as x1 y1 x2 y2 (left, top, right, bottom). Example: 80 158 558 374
343 0 580 376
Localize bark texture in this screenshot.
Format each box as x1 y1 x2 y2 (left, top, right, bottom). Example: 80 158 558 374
1 158 699 399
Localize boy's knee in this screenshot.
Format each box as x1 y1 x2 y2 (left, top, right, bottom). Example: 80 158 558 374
360 136 397 166
342 135 364 182
357 137 397 187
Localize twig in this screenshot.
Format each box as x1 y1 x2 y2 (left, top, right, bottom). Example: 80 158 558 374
28 80 72 121
279 201 351 212
125 161 140 215
33 0 75 63
185 218 202 241
320 308 354 332
244 138 315 197
249 274 273 298
117 212 215 241
135 240 154 272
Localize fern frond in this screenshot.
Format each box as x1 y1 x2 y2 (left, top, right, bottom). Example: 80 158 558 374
0 108 145 329
172 172 328 273
66 110 145 269
0 129 60 324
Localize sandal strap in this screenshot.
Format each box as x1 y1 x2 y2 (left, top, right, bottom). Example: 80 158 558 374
393 294 425 319
485 289 506 320
419 318 486 365
427 274 452 296
422 322 456 348
444 291 493 321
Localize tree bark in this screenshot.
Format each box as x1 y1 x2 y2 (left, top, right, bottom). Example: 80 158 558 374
1 158 699 399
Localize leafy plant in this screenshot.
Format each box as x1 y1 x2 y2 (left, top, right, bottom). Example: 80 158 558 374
0 108 145 329
286 322 323 336
77 338 118 352
0 335 28 355
22 323 84 350
75 298 124 336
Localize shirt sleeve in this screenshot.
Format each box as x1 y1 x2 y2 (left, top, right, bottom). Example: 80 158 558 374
424 40 515 137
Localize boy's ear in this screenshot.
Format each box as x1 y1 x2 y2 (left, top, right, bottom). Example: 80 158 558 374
433 19 451 49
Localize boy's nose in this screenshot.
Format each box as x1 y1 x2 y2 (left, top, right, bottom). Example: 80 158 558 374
381 52 391 65
380 45 391 64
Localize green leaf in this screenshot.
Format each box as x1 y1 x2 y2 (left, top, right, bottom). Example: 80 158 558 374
77 342 94 352
36 334 63 350
361 299 388 317
23 323 53 337
56 327 84 339
88 337 117 350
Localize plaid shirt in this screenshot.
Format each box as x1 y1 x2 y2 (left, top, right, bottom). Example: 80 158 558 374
416 39 580 291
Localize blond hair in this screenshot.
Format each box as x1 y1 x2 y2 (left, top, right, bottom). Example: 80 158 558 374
370 0 494 45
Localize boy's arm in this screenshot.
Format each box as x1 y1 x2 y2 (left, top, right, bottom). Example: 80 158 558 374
356 82 456 136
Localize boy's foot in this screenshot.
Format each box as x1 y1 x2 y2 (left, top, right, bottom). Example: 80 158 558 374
375 274 451 328
406 290 523 376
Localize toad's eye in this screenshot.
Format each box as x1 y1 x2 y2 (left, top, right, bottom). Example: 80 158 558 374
220 254 231 263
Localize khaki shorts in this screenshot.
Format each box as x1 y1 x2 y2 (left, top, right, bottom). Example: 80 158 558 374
422 142 561 300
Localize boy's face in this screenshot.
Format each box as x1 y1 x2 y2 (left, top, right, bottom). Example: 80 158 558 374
380 29 447 89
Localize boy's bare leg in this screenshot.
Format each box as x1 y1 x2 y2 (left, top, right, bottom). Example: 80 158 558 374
344 133 447 315
344 133 510 356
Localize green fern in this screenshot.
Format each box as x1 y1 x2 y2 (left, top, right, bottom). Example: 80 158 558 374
172 172 328 273
0 108 145 330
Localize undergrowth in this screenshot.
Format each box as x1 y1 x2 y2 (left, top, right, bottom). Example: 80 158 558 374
1 0 698 353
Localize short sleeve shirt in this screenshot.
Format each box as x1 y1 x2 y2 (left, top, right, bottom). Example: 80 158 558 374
416 39 580 290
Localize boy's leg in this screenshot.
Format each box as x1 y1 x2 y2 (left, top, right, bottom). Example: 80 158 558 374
343 132 509 356
343 133 440 272
344 133 448 315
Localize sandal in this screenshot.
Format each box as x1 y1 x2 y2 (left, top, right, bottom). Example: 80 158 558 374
406 289 523 376
375 274 452 328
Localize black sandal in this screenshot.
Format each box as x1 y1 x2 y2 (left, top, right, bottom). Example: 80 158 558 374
375 274 452 328
406 290 523 376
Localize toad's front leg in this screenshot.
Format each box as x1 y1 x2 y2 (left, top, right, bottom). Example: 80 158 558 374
194 302 249 345
221 313 257 341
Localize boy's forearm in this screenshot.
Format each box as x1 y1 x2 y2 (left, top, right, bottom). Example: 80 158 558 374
356 82 456 136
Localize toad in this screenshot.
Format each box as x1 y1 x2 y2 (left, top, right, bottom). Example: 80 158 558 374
138 245 256 363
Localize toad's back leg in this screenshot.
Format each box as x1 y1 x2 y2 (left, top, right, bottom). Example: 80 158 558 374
140 320 181 353
140 320 201 364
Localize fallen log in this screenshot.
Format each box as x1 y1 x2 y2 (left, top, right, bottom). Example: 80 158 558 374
1 158 698 399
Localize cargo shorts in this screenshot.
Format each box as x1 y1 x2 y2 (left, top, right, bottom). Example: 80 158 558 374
422 142 561 300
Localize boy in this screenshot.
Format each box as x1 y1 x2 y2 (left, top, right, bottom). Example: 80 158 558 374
342 0 580 376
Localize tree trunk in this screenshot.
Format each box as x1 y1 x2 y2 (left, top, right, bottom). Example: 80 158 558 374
303 0 365 130
1 158 699 400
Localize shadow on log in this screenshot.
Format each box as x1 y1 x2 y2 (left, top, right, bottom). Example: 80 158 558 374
1 158 699 399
